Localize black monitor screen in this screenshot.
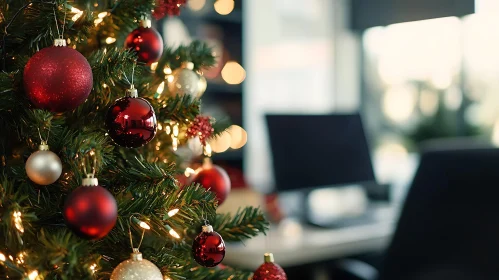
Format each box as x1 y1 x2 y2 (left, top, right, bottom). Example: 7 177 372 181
266 113 376 191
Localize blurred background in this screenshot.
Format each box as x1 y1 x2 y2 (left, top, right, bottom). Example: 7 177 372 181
159 0 499 279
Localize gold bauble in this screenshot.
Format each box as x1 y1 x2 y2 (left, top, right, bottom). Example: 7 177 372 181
110 250 163 280
168 62 199 98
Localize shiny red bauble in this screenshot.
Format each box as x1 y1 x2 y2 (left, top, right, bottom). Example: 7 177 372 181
24 45 93 112
63 180 117 240
105 93 157 148
253 253 287 280
192 225 226 267
125 26 164 65
191 160 231 205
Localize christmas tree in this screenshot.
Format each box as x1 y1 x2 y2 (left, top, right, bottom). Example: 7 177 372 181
0 0 269 279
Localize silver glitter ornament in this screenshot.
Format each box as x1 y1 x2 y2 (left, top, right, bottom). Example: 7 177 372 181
168 62 200 98
110 249 163 280
25 141 62 185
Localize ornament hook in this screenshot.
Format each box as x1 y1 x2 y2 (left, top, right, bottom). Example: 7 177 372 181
82 149 97 179
128 214 148 252
37 127 51 150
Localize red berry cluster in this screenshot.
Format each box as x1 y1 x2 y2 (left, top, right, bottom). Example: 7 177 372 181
187 115 214 146
153 0 187 19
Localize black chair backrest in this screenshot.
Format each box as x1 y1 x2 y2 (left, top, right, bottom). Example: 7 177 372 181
379 147 499 280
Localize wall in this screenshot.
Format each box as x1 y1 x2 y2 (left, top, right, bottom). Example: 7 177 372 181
243 0 360 192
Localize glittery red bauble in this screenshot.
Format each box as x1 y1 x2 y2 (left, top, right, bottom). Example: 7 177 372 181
23 46 93 112
105 96 157 148
253 262 287 280
186 116 214 146
192 226 226 267
153 0 187 19
125 27 164 65
191 164 231 205
63 185 117 240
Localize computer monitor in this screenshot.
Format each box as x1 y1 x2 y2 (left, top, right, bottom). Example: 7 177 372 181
265 113 376 192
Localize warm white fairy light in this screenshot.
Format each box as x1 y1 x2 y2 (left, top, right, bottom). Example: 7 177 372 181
164 66 172 75
13 211 24 233
90 263 98 273
169 229 180 239
150 62 159 71
17 252 25 264
71 7 84 22
171 123 179 151
156 81 165 96
28 270 38 280
167 209 179 217
97 12 109 18
105 37 116 44
0 253 5 262
139 221 151 230
94 18 103 26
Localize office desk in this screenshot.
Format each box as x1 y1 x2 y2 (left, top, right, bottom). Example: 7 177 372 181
225 205 397 269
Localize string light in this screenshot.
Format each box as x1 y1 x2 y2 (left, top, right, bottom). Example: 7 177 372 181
164 224 180 239
13 211 24 233
155 81 165 98
131 217 151 230
94 18 103 26
150 62 159 71
0 253 5 262
28 270 38 280
17 251 25 264
139 221 150 230
164 66 172 75
97 12 109 18
167 209 179 217
90 263 98 274
105 37 116 44
71 7 84 22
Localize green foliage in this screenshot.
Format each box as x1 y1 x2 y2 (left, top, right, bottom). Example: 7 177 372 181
0 0 266 279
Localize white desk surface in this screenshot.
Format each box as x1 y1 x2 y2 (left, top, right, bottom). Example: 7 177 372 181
224 206 397 269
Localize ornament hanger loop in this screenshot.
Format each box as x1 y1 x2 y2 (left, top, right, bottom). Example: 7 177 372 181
121 61 137 89
128 214 147 252
82 149 97 178
37 126 51 145
52 2 67 39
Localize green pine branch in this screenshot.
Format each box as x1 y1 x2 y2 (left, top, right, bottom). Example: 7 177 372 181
213 207 270 242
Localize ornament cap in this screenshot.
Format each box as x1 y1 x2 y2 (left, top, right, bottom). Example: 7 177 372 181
264 253 275 263
202 157 213 168
202 225 213 233
131 248 143 261
140 19 152 28
54 38 67 47
182 61 195 70
39 141 50 151
82 175 99 186
125 87 138 98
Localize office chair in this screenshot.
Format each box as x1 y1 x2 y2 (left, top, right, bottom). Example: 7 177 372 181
341 146 499 280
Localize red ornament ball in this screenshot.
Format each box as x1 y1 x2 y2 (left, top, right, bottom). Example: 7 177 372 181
192 225 226 267
253 253 287 280
24 45 93 112
191 160 231 205
63 179 117 240
106 92 157 148
125 26 164 65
